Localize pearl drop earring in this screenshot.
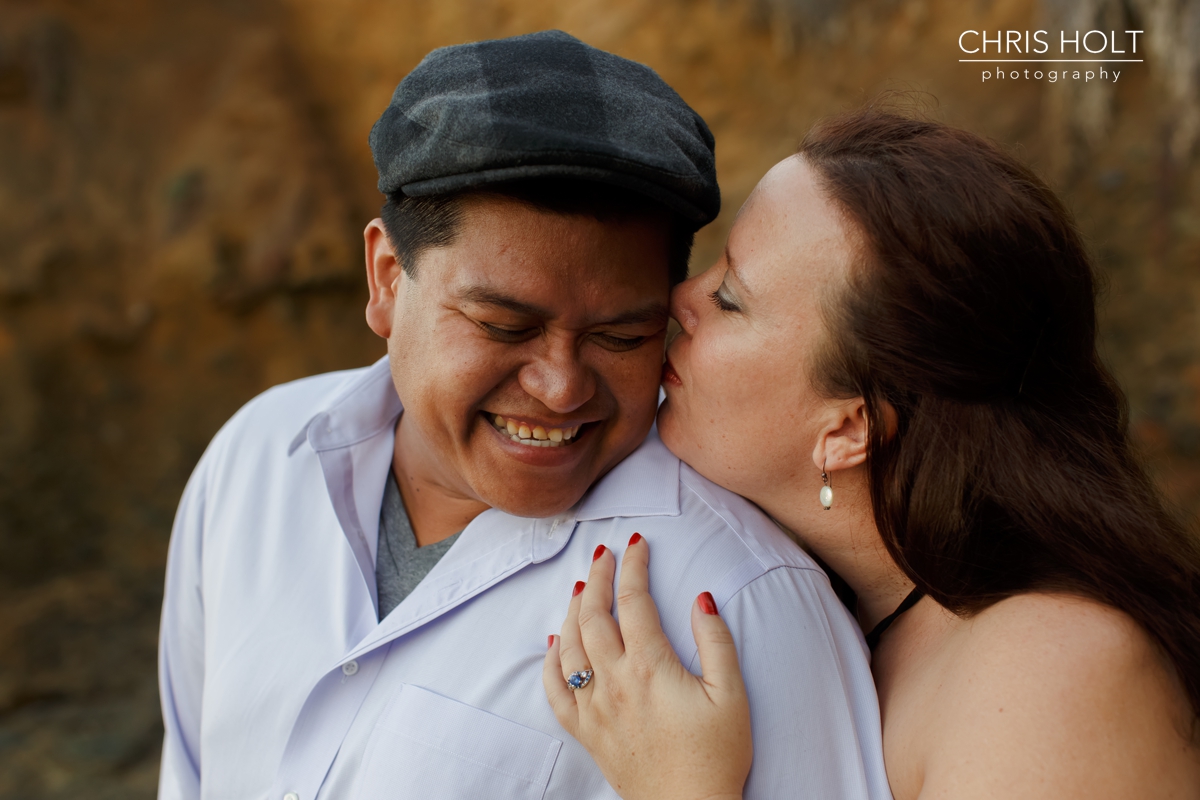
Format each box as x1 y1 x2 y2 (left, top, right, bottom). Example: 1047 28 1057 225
820 460 833 510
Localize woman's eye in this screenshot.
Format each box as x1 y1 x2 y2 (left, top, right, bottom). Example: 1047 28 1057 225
709 284 740 312
480 322 538 342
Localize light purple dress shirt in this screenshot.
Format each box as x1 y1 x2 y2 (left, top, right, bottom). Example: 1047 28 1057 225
158 357 892 800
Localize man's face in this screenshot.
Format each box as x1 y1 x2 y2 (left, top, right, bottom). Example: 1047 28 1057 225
367 195 672 519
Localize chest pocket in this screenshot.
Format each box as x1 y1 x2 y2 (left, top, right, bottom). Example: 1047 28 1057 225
351 683 562 799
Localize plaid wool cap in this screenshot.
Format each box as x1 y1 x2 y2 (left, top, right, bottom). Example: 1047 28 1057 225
369 30 720 227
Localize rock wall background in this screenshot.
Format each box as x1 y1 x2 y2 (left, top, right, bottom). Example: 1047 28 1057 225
1 0 1197 794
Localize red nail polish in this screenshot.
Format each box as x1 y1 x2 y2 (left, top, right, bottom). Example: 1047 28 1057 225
547 634 555 649
573 580 586 597
698 591 718 615
628 532 643 546
593 544 606 561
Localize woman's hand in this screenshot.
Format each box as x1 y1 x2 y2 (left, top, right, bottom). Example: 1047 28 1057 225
543 533 753 800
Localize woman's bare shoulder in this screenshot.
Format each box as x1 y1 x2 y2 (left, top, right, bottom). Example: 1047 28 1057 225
938 593 1181 733
966 592 1154 669
917 593 1200 799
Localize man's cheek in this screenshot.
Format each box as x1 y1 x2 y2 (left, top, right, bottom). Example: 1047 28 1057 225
617 385 662 429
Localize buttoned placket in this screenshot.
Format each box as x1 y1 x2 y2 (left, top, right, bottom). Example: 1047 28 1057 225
269 400 579 800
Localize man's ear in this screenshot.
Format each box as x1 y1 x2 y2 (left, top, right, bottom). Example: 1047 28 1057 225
364 218 404 339
811 398 869 473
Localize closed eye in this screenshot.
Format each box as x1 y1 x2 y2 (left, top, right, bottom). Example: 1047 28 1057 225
590 333 648 352
478 321 539 342
709 283 740 312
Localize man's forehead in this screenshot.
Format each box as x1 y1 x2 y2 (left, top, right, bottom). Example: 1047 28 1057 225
454 283 668 327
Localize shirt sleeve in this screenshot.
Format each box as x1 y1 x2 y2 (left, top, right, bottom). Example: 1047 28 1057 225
701 566 892 800
157 455 209 800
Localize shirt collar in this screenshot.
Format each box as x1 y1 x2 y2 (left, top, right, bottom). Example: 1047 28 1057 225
288 357 401 456
288 355 680 522
573 423 680 521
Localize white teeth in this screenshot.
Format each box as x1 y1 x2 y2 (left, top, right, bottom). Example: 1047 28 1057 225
489 413 582 448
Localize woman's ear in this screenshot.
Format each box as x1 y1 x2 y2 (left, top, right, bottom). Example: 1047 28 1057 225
364 219 404 339
811 398 869 473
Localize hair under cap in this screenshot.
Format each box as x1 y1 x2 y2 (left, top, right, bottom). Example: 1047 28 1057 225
369 30 720 227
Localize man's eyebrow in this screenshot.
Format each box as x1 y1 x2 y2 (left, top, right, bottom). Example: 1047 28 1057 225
595 303 669 327
457 285 668 327
457 286 551 318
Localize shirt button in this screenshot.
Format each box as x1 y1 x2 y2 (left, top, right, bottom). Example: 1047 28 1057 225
284 793 299 800
342 660 359 676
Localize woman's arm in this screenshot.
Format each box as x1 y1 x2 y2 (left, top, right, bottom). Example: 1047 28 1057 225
542 534 753 800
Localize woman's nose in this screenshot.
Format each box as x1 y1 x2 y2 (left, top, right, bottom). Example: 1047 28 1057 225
518 338 596 414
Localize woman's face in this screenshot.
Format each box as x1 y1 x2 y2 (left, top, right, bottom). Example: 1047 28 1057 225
658 156 860 507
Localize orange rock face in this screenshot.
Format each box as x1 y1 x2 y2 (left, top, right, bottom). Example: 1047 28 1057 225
1 0 1197 793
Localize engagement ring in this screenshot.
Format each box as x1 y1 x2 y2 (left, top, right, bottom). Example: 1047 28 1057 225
566 669 594 690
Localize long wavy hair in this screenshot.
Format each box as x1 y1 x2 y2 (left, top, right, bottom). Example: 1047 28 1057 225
802 108 1200 727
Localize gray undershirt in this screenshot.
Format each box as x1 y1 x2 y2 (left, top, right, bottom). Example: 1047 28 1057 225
376 469 461 620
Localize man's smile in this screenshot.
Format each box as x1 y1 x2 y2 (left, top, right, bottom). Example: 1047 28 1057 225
481 411 602 449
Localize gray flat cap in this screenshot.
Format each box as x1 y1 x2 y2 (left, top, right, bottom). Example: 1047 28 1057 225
369 30 720 227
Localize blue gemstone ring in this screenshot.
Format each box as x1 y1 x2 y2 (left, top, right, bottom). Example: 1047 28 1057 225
566 669 594 690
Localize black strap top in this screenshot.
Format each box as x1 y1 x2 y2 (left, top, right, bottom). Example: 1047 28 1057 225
865 587 925 651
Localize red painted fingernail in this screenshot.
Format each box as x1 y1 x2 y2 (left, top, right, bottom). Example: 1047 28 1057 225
593 544 606 561
573 580 586 597
698 591 718 615
628 532 643 546
547 634 555 649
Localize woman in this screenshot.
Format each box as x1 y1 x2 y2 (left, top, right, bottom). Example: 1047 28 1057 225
542 109 1200 798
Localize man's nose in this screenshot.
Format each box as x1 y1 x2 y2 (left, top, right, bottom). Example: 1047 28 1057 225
517 337 596 414
670 275 702 335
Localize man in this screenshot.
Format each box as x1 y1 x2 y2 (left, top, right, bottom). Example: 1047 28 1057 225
158 30 889 799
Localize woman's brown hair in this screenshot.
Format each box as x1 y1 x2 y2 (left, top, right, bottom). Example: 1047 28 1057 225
801 108 1200 724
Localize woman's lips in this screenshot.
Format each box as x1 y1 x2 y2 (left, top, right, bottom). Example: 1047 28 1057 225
661 358 682 387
